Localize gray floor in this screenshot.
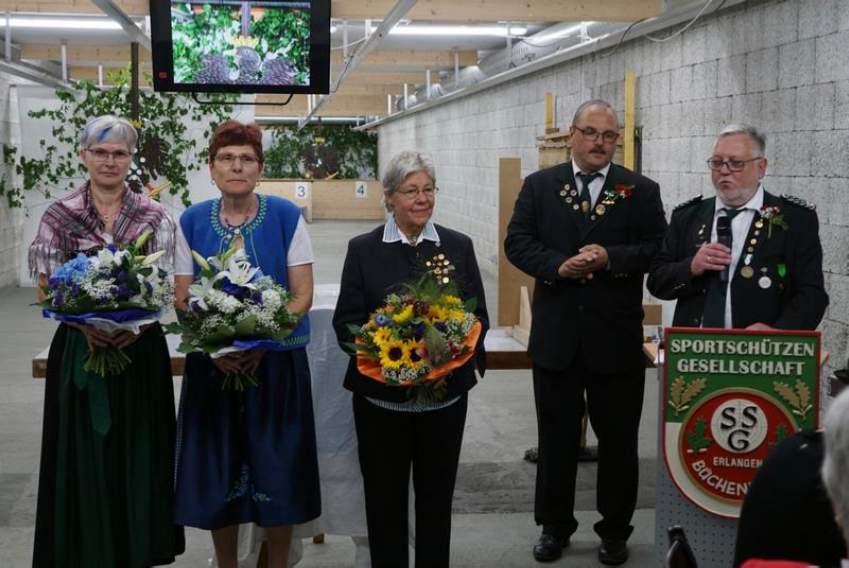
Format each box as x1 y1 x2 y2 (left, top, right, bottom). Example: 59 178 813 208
0 219 660 567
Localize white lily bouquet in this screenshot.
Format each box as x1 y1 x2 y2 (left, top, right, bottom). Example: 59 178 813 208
164 246 300 390
39 231 174 377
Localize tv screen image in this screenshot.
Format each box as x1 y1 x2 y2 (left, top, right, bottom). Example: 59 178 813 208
151 1 330 94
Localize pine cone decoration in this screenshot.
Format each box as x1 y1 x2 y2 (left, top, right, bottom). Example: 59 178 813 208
260 58 296 85
194 55 231 84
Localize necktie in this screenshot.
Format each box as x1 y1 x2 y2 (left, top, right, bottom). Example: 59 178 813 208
577 172 601 217
702 208 743 328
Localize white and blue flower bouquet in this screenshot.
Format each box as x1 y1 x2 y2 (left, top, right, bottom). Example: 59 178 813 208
164 246 300 391
39 231 174 377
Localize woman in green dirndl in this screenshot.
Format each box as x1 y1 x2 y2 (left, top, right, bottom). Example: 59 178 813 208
28 115 185 567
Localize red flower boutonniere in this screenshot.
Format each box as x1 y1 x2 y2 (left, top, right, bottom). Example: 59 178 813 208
600 184 635 208
759 206 788 238
615 184 634 199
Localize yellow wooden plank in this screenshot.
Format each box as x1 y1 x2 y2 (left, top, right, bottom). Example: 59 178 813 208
623 70 636 171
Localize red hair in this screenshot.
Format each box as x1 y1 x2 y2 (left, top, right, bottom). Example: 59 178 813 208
208 120 263 164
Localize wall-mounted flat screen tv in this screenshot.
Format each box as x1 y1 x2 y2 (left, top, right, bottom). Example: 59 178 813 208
150 1 330 94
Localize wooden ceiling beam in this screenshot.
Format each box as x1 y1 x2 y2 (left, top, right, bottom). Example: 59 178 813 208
255 94 387 117
332 49 476 68
331 0 662 22
335 71 432 86
0 1 148 15
22 43 150 65
0 0 661 22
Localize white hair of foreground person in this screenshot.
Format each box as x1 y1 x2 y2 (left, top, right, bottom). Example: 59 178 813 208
821 388 849 546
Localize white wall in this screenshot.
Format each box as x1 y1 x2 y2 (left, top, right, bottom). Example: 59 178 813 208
377 0 849 372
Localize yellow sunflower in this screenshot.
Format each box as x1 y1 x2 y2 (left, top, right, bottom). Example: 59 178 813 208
446 309 466 322
440 294 463 307
379 339 409 369
405 339 428 369
392 304 414 324
428 305 449 322
371 327 393 347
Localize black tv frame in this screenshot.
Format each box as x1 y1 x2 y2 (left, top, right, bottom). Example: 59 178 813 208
150 0 330 95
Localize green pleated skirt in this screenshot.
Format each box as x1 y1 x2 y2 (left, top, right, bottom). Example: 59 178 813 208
32 323 185 568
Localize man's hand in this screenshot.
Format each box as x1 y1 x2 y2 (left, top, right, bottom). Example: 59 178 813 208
557 244 609 279
690 243 732 277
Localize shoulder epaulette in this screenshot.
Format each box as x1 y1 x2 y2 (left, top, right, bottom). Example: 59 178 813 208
780 194 816 210
673 195 703 212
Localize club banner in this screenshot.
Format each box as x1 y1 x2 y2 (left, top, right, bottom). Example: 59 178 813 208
662 327 821 518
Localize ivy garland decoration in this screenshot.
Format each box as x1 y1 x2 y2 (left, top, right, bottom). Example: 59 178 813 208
263 124 378 180
0 68 235 208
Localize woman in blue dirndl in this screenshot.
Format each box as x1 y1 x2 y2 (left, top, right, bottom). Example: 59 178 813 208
174 120 320 568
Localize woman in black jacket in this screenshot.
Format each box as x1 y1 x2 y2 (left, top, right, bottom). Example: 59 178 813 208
333 150 489 568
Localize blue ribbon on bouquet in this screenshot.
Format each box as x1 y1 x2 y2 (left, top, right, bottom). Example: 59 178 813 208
43 308 159 324
231 338 291 351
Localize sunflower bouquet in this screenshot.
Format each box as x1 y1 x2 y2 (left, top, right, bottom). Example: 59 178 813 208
348 271 481 392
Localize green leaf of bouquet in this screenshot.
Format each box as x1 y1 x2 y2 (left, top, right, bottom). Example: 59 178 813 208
423 323 451 366
464 297 478 313
234 314 258 336
346 323 364 337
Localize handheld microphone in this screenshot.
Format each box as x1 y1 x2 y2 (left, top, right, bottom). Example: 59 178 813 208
716 214 732 282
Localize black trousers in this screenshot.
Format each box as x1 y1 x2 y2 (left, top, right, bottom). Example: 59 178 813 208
353 393 468 568
533 356 645 542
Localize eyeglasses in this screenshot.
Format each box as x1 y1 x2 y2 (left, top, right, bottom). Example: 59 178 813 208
572 125 619 144
706 157 763 172
396 186 438 200
86 147 133 162
214 153 260 166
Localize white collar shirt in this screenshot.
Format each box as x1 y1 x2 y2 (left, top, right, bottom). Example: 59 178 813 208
572 160 612 206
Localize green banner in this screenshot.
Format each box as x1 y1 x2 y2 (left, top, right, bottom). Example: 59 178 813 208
662 328 821 518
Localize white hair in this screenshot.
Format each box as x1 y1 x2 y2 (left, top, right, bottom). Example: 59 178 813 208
822 388 849 546
79 115 138 152
381 150 436 211
718 124 766 157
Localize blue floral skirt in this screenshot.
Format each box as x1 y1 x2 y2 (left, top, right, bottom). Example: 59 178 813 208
174 348 321 529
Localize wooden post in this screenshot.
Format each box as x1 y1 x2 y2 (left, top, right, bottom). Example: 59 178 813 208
497 158 535 327
623 70 636 170
544 92 555 132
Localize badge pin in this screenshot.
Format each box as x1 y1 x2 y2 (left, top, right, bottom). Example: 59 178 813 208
564 184 571 191
747 246 755 253
560 190 568 196
754 230 761 237
755 220 764 229
590 215 596 221
740 266 755 279
744 254 753 266
573 204 580 211
566 197 573 203
758 276 772 289
595 204 606 216
750 238 757 245
581 201 591 213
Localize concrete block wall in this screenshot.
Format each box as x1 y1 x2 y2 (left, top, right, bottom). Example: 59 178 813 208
0 75 21 288
377 0 849 371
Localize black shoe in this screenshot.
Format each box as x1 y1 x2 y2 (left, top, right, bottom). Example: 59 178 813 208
533 533 569 562
598 539 629 565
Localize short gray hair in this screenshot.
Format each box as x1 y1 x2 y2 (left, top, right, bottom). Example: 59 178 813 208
822 389 849 545
572 99 618 127
382 150 436 207
718 124 766 157
80 115 138 152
